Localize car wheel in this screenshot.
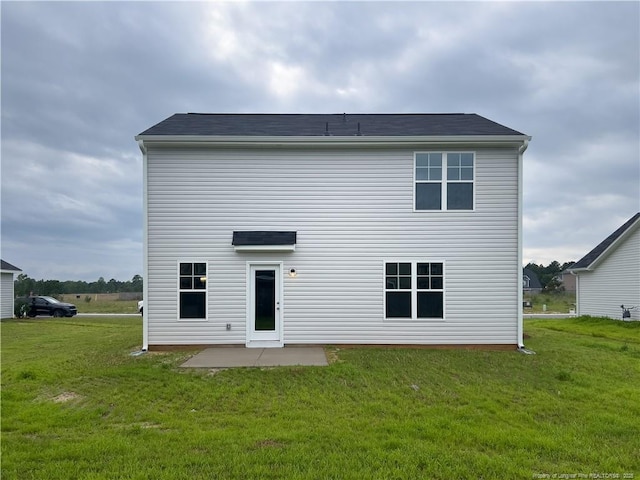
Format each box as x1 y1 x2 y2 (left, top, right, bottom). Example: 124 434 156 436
140 308 143 316
53 309 64 318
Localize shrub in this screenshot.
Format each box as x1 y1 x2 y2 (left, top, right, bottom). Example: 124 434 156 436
13 298 29 318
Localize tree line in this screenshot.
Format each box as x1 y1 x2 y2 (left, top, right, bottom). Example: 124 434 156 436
524 260 575 292
14 274 143 298
14 261 573 297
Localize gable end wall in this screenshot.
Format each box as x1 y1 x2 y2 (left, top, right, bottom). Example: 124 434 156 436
577 225 640 320
145 144 521 345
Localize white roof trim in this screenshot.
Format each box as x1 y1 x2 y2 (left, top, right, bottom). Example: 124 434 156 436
135 134 531 148
234 245 296 252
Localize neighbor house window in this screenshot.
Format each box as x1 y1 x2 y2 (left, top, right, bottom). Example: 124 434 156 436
415 152 474 211
384 261 444 319
179 262 207 319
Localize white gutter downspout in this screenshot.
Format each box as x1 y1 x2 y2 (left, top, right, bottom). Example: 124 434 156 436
138 140 149 351
517 139 529 349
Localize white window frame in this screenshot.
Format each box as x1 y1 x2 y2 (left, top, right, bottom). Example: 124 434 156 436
383 260 446 320
177 260 208 321
414 152 475 212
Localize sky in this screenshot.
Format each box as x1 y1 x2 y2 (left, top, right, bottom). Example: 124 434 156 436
1 1 639 282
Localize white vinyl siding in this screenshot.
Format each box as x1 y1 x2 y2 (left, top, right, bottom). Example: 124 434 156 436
145 144 520 346
576 225 640 320
1 272 15 318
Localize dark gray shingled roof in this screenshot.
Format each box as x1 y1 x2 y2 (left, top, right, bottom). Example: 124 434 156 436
1 260 22 271
523 268 542 290
138 113 526 137
571 212 640 270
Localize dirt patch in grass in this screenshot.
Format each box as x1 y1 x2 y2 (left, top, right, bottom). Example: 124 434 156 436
253 439 286 449
325 347 342 363
51 392 81 403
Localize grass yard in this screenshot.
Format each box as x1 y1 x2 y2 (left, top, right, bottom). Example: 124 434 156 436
2 316 639 479
74 299 140 314
524 292 577 314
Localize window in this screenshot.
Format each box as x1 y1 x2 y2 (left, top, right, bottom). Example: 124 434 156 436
385 262 412 318
416 263 444 318
179 262 207 319
384 261 444 319
415 152 474 211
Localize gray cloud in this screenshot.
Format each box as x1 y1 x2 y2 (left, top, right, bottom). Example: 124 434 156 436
1 1 638 280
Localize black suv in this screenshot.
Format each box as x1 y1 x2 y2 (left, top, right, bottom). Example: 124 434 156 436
16 296 78 318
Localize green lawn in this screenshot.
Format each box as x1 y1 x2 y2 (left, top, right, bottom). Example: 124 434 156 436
75 299 140 314
524 292 576 314
2 316 639 479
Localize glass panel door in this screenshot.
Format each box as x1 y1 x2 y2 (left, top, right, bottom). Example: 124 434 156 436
254 270 275 331
247 264 282 346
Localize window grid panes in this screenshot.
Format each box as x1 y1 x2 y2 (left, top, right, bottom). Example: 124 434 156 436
415 153 442 181
417 263 444 290
385 262 412 290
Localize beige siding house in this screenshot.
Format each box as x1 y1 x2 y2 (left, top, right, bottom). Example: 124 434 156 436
570 212 640 320
136 114 530 349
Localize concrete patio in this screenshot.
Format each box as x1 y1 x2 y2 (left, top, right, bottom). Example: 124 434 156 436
180 346 328 368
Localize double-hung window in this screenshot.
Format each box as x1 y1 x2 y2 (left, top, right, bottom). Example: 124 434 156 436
385 262 412 318
384 261 444 319
178 262 207 320
416 262 444 318
415 152 474 210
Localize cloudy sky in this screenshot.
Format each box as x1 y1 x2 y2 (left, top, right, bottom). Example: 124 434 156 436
1 1 639 282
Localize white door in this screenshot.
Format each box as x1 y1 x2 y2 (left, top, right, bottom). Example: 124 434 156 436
247 264 282 347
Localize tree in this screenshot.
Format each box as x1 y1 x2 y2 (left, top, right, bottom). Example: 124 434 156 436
107 278 119 293
131 274 143 292
14 274 35 297
14 273 143 296
96 277 107 293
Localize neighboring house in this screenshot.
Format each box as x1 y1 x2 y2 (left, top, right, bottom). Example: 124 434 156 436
136 113 530 349
522 268 542 294
570 212 640 320
556 269 576 293
1 260 22 318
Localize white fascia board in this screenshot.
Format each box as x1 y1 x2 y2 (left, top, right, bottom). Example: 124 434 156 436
234 245 296 252
135 134 531 148
568 267 589 274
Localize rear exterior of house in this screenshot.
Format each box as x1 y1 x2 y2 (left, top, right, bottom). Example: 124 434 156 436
136 114 530 349
570 213 640 320
1 260 22 318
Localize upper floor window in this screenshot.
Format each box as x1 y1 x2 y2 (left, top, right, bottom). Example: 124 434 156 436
415 152 474 211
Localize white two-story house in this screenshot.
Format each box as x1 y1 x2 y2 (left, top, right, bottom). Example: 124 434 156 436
136 113 530 349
